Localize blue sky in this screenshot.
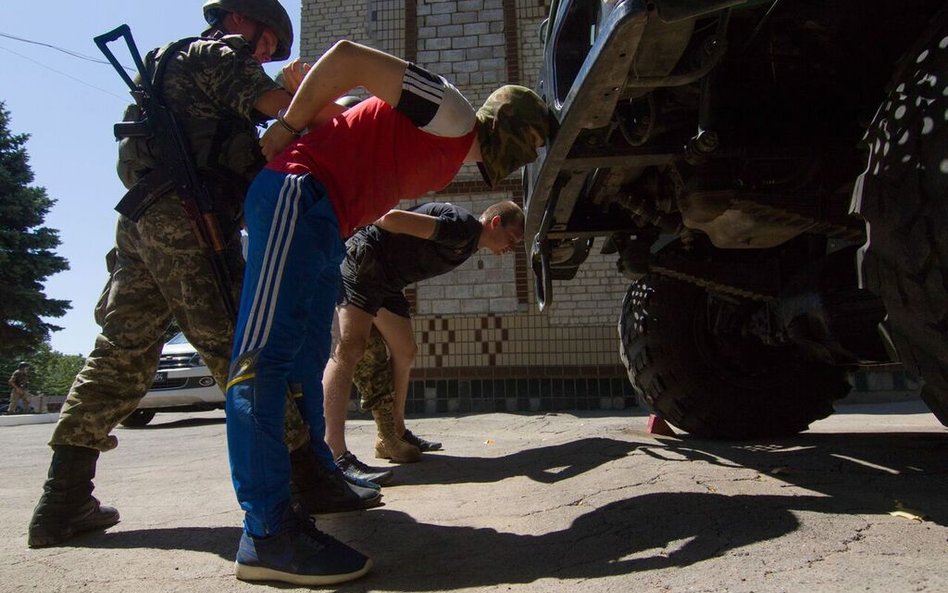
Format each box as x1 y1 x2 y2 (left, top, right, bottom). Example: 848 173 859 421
1 1 302 356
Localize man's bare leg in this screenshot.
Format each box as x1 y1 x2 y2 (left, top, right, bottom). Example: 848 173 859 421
322 305 375 458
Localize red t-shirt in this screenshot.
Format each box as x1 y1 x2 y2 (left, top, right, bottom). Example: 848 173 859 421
267 97 476 237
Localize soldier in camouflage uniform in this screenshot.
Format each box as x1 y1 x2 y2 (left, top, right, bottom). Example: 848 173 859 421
7 362 31 414
27 0 378 551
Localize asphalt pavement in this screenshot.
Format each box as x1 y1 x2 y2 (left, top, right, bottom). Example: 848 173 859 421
1 399 946 593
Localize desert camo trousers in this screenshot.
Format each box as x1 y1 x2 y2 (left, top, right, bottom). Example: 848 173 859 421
49 193 310 452
7 389 31 414
352 326 396 412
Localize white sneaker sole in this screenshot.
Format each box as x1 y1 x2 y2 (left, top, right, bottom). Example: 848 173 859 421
235 557 372 585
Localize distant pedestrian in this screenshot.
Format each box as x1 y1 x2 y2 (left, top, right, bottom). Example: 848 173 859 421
7 362 31 414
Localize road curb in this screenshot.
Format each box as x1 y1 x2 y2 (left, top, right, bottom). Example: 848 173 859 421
0 412 59 427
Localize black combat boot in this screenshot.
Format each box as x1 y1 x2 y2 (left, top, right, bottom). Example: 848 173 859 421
28 445 121 548
289 444 382 516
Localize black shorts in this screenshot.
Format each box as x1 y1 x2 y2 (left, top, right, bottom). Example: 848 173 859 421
339 237 411 318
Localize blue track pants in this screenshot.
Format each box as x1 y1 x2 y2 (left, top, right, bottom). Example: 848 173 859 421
225 169 343 537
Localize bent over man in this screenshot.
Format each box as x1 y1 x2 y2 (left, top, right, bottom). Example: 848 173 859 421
224 39 553 585
325 200 525 476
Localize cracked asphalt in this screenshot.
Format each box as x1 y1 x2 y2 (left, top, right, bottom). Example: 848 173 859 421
2 399 946 592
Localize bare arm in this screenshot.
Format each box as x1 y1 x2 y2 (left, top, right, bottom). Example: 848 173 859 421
257 100 344 160
279 58 311 95
252 88 293 119
252 57 343 123
285 40 407 129
374 210 438 240
260 40 409 159
254 81 345 161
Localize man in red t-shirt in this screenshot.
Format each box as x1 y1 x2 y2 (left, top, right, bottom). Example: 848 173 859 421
224 40 554 586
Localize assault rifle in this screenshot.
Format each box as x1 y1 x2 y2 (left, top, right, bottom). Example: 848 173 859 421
94 24 237 319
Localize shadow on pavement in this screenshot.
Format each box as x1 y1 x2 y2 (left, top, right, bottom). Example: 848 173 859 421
120 416 226 430
65 428 946 590
334 430 946 589
68 525 241 559
640 431 948 526
392 437 638 485
829 400 931 415
329 495 808 590
71 495 805 589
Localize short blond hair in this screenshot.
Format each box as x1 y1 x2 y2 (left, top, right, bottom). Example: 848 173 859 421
479 200 524 229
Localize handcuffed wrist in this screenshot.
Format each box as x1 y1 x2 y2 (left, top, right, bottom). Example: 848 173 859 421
276 108 304 137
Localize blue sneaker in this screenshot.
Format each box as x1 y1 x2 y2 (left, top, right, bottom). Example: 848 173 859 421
235 514 371 585
336 451 394 486
343 472 381 491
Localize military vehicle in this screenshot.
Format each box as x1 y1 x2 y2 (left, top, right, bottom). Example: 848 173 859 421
524 0 947 437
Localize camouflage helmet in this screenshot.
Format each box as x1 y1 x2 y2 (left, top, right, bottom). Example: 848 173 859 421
203 0 293 61
17 361 29 369
475 85 555 188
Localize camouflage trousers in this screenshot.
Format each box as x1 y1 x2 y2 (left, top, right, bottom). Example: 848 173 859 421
7 388 31 414
50 193 310 452
352 327 396 411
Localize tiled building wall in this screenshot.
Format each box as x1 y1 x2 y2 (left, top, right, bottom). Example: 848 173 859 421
300 1 370 53
300 0 637 413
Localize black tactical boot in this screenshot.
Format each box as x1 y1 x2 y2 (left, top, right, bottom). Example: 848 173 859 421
28 445 120 548
290 445 382 516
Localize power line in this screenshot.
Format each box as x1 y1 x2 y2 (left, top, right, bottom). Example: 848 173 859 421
0 45 128 102
0 31 133 71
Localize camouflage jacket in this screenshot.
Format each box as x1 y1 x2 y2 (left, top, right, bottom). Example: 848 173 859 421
9 369 28 390
117 35 281 209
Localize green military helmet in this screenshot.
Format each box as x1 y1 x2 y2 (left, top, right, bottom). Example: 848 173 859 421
203 0 293 61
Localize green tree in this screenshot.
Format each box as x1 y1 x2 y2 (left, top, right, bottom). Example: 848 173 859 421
0 101 69 358
27 343 85 396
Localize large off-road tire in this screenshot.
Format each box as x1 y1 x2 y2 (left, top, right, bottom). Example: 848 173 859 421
120 409 156 428
852 9 948 426
618 274 851 439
